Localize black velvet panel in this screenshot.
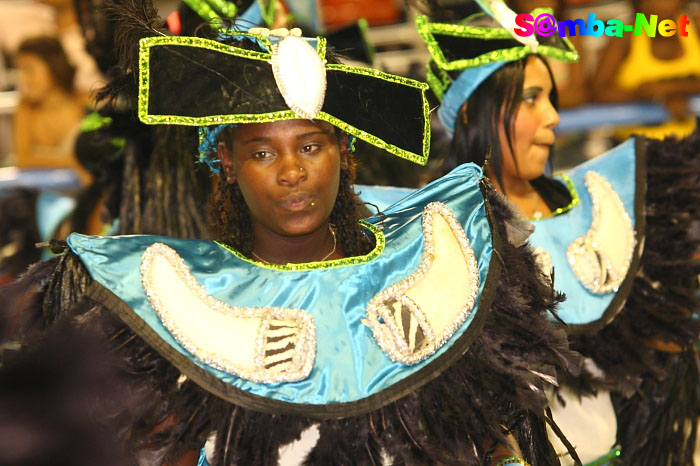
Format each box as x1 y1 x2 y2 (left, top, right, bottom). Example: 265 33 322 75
324 69 425 156
148 45 287 117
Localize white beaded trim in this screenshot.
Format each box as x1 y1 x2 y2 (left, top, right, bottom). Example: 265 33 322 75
566 171 636 294
140 243 316 384
532 247 553 276
363 202 480 365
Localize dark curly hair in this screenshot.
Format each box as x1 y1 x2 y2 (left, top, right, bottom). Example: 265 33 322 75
208 137 374 258
206 36 374 259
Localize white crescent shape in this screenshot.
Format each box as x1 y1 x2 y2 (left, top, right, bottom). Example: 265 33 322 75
140 243 316 383
364 202 480 365
567 171 636 294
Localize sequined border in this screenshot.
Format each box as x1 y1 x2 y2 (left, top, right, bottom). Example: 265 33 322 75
181 0 238 29
415 13 579 73
140 242 316 383
566 171 636 294
137 36 429 165
215 220 386 272
364 202 480 365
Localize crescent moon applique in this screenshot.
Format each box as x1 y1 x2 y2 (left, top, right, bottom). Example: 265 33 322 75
567 171 636 294
140 243 316 383
363 202 480 365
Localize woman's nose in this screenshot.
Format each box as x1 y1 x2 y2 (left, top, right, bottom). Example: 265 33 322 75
277 153 307 186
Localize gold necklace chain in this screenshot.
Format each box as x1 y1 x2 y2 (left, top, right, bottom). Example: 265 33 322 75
250 224 337 263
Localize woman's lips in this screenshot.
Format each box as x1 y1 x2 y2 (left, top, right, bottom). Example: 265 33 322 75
278 193 314 211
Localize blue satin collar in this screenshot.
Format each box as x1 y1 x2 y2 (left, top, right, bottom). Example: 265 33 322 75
528 138 642 327
68 163 497 415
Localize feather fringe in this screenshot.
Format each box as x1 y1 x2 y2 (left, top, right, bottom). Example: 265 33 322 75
569 124 700 464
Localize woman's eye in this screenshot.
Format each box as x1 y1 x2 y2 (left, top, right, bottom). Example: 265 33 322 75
523 95 537 104
301 143 321 153
252 151 271 159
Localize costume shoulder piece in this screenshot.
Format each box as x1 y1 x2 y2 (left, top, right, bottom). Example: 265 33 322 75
528 137 646 333
68 163 501 419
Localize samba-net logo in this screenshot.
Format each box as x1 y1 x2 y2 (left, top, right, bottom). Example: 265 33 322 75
514 13 691 38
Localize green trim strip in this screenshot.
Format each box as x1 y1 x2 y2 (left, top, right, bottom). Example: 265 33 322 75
356 18 376 64
583 446 621 466
138 36 430 165
528 173 580 221
215 220 385 271
415 13 579 73
181 0 239 30
425 63 446 101
80 111 113 133
258 0 277 27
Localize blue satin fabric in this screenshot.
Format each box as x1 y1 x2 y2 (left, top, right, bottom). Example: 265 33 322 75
67 163 493 406
197 448 209 466
354 184 416 213
438 61 507 135
528 138 637 325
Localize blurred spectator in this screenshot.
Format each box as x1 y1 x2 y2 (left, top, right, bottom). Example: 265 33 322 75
509 0 590 107
12 36 90 184
38 0 104 99
592 0 700 137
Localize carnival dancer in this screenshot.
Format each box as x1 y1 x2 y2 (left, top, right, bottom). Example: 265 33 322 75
0 1 589 464
415 1 700 464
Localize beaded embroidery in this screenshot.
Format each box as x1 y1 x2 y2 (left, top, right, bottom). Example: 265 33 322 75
141 243 316 383
363 202 479 365
532 247 553 276
566 171 635 294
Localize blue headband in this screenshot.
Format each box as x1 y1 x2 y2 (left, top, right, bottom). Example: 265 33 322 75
438 61 507 136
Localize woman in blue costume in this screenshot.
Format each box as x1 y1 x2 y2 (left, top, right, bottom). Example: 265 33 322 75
0 1 585 465
415 1 700 464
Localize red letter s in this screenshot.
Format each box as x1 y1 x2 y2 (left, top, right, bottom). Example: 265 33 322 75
514 14 534 37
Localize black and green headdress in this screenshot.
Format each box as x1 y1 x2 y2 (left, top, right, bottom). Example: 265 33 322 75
416 0 578 134
174 0 276 33
137 28 431 170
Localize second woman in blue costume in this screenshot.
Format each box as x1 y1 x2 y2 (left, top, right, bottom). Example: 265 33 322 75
417 2 700 465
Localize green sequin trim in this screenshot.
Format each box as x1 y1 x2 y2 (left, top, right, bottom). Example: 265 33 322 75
182 0 238 29
415 13 579 73
495 458 531 466
138 38 430 164
356 17 376 64
258 0 277 28
425 63 446 101
80 111 112 133
215 220 385 271
316 36 327 60
528 173 580 221
583 446 621 466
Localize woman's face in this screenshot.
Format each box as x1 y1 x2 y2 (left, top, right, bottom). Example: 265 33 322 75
498 56 559 182
16 53 55 103
219 119 347 238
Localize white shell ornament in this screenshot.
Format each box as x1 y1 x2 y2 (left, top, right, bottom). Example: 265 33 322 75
271 35 327 120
